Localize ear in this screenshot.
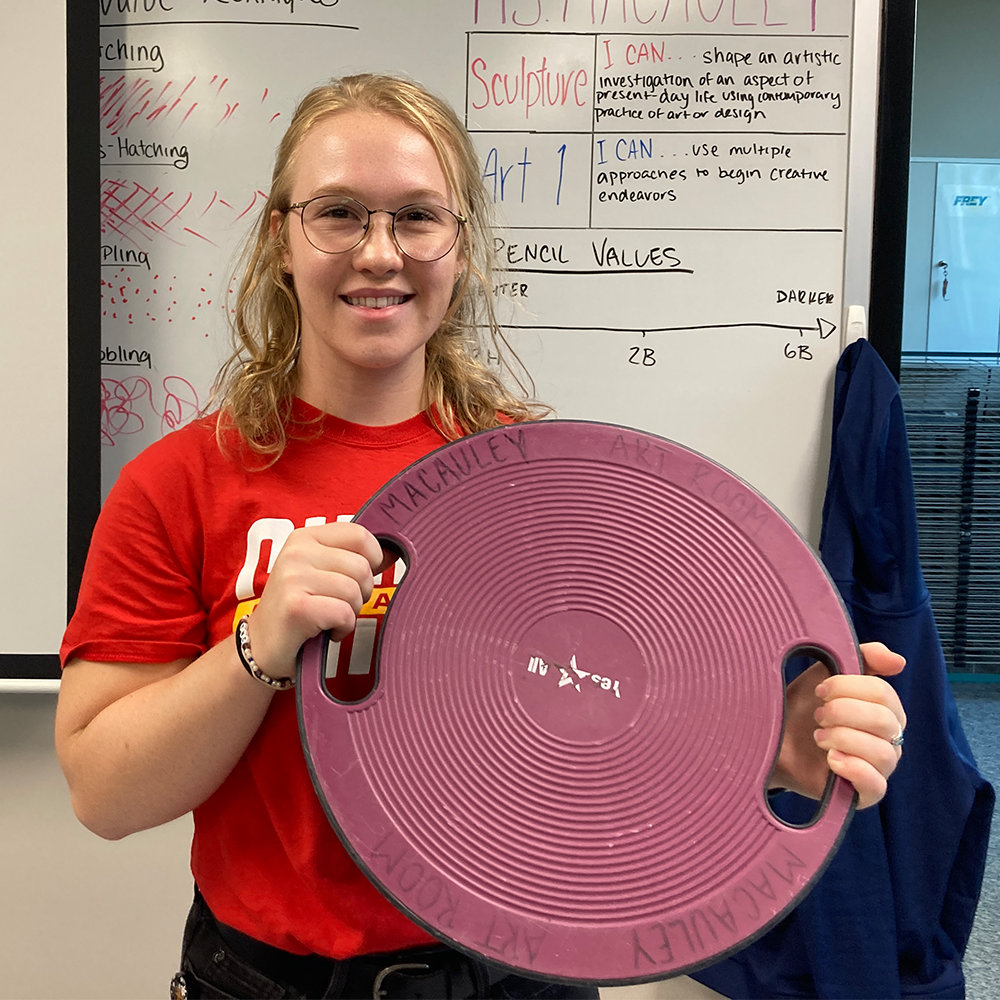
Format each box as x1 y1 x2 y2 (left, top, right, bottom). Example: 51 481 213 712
270 210 291 273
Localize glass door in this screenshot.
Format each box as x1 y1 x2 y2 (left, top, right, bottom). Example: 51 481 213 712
926 162 1000 354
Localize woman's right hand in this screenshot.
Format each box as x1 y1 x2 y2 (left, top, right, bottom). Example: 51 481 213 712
56 522 391 839
245 522 389 681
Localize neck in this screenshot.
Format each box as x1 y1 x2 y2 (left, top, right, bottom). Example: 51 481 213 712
295 352 428 426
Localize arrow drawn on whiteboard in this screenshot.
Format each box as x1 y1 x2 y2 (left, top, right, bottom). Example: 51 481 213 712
500 318 837 339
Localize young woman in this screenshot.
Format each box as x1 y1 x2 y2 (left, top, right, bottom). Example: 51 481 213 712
56 75 906 1000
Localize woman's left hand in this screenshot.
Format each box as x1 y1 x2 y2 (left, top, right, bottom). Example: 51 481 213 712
771 642 907 809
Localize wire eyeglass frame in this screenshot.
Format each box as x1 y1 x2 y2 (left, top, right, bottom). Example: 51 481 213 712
281 195 467 262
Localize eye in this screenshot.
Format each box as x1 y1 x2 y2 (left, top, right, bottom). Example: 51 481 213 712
311 198 366 223
397 205 446 225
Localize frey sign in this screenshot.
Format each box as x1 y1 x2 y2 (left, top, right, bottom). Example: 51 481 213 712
946 186 999 217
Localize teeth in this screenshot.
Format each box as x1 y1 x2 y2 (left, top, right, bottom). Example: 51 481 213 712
346 295 407 309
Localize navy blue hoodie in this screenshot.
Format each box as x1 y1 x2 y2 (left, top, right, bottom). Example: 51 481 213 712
693 340 994 999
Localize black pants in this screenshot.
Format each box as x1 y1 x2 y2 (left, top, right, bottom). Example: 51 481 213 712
173 889 599 999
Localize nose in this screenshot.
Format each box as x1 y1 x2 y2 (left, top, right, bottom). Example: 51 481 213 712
353 209 404 274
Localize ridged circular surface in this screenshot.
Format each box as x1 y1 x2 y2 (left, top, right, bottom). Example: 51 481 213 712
298 421 859 984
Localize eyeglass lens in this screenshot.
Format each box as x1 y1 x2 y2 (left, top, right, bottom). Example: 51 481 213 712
300 197 460 261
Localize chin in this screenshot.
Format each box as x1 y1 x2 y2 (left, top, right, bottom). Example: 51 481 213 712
345 343 428 374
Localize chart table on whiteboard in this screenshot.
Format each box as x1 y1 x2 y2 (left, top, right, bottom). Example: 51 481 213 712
465 23 851 357
468 30 850 230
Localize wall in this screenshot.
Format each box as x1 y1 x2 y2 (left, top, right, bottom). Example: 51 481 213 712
0 695 194 1000
0 0 67 657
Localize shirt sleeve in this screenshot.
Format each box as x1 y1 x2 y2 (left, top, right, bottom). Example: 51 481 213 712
61 455 209 666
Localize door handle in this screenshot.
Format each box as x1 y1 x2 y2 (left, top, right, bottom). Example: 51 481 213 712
935 260 949 300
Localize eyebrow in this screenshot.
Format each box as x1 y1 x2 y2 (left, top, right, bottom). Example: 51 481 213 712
305 185 451 205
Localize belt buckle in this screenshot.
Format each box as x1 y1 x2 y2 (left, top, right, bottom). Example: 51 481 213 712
372 962 431 999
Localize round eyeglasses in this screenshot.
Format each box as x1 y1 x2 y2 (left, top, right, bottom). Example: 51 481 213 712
281 196 467 262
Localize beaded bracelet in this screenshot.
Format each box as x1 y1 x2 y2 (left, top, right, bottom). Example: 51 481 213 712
235 614 294 690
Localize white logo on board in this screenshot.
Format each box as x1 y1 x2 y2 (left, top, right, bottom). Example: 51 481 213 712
526 654 622 699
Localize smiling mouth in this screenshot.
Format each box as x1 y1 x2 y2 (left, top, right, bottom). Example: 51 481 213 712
343 295 412 309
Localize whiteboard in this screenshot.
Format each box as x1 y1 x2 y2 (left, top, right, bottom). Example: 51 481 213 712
98 0 881 540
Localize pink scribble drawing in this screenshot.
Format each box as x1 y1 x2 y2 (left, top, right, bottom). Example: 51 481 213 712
146 82 185 124
102 178 274 249
101 377 149 442
101 179 205 248
161 376 201 432
235 191 270 222
101 75 151 135
101 73 250 137
100 71 284 247
101 376 201 445
102 75 169 136
216 102 240 126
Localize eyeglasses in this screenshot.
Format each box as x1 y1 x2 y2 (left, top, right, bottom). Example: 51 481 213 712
281 196 466 262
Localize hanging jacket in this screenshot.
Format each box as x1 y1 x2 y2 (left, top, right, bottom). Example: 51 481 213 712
692 339 995 999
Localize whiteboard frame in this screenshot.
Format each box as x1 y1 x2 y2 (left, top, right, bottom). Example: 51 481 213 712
843 0 882 320
867 0 918 380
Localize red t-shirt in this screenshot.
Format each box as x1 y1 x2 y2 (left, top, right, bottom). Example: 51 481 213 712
61 400 451 957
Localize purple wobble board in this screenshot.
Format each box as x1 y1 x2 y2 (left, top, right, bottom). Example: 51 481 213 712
297 420 859 985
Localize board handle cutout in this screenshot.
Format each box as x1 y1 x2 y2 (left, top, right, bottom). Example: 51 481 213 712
296 537 411 707
764 644 858 833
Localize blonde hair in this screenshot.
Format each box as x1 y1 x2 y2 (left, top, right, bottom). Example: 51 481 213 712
214 73 550 460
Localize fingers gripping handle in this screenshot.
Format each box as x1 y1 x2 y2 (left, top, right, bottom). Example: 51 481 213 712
296 527 411 717
764 639 859 856
296 507 416 715
297 632 333 707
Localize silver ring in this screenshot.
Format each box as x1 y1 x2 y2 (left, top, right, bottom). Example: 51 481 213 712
890 726 905 748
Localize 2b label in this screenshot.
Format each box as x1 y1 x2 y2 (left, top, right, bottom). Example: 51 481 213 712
629 346 657 366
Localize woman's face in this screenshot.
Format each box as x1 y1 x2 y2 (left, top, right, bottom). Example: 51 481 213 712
277 110 463 402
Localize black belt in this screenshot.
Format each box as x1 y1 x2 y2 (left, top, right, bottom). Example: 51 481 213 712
209 901 493 998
